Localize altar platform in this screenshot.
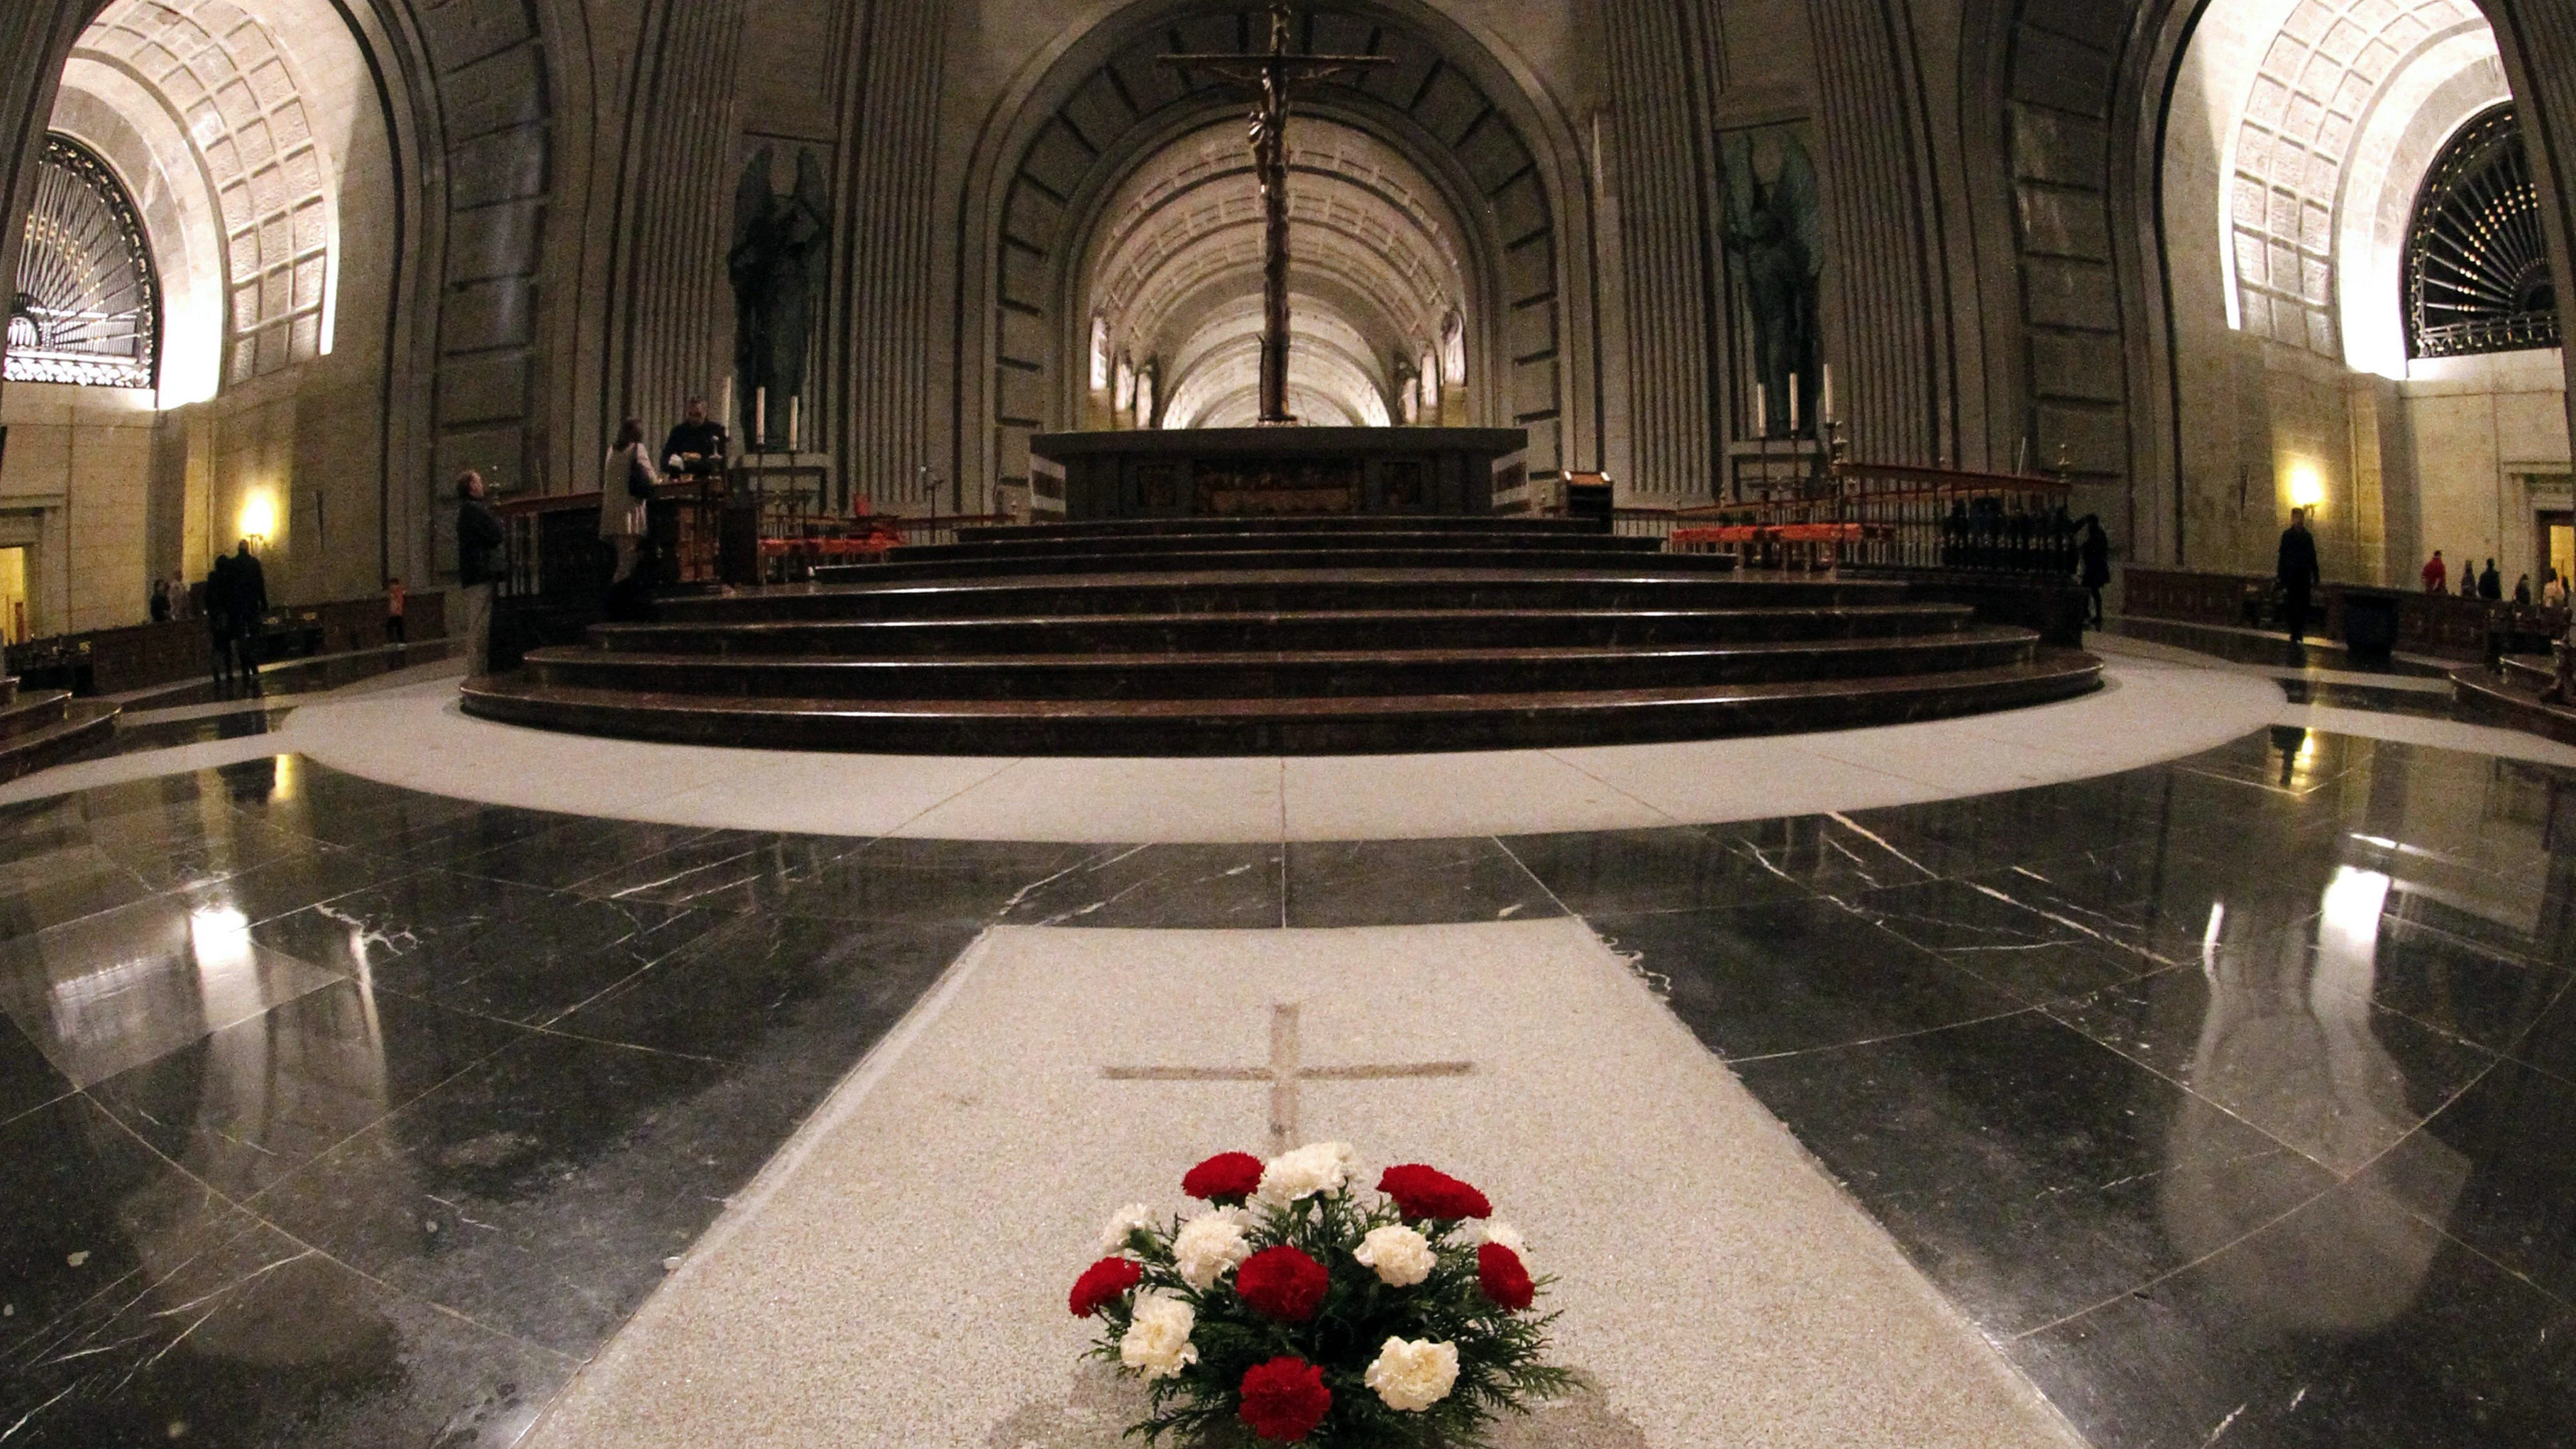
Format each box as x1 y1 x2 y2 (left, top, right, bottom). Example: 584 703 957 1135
1028 426 1528 519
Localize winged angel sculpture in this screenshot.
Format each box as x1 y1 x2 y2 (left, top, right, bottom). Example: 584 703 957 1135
1721 133 1824 438
730 147 832 444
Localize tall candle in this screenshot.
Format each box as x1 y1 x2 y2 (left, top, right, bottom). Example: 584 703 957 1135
1821 364 1834 425
1788 373 1800 435
754 388 767 452
722 377 734 435
1754 383 1768 439
790 396 801 454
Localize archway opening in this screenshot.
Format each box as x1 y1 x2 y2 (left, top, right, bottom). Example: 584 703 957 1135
2160 0 2566 588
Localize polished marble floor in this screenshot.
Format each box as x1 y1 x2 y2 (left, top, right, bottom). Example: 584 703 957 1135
0 717 2569 1445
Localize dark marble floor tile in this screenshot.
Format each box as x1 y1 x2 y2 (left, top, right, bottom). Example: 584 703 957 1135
2352 1056 2576 1308
251 1030 822 1355
0 897 346 1088
2046 956 2498 1177
997 843 1285 927
1717 812 1959 893
1287 837 1562 926
0 1015 73 1126
1734 1011 2338 1335
177 841 411 927
553 913 977 1069
1591 898 2022 1059
1858 876 2164 1003
455 817 721 891
1956 842 2332 969
2338 925 2571 1056
1497 827 1810 917
0 851 153 943
1832 791 2123 875
775 837 1096 924
87 981 536 1201
561 829 862 912
3 1215 568 1449
351 802 589 872
253 874 722 1027
0 1095 239 1360
2008 1186 2576 1449
245 768 486 854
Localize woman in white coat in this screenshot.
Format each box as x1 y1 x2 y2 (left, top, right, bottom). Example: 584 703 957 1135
604 416 654 585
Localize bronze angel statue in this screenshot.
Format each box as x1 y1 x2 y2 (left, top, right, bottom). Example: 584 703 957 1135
730 147 831 447
1722 133 1824 439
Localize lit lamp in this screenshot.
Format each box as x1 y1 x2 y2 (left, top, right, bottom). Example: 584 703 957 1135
238 492 277 549
2287 465 2325 514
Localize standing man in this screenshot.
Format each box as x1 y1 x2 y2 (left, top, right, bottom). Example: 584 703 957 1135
456 470 506 676
2421 549 2447 594
204 549 237 692
228 539 268 695
385 577 407 646
2277 507 2322 644
661 397 730 478
2479 558 2504 601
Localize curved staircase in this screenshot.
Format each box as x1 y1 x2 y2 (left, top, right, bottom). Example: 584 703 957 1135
462 517 2102 755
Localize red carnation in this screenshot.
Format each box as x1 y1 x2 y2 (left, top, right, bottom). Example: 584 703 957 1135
1477 1241 1535 1311
1182 1151 1265 1205
1233 1245 1330 1322
1377 1164 1492 1222
1068 1256 1143 1318
1237 1355 1333 1442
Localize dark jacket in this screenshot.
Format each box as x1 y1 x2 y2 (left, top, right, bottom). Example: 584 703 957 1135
2276 524 2321 590
233 552 268 622
2479 566 2504 601
458 498 507 586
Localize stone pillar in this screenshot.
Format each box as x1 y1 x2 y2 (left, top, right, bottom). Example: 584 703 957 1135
1602 0 1724 497
831 0 946 509
1807 0 1952 468
2489 0 2576 455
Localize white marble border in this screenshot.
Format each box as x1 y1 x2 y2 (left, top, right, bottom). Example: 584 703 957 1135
11 649 2570 841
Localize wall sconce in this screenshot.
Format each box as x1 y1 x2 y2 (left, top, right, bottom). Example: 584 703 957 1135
2287 465 2325 512
238 491 277 548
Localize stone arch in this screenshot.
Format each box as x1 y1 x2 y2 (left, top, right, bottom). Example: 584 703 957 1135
957 0 1595 509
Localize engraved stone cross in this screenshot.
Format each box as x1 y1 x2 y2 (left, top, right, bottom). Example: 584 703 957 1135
1103 1002 1472 1153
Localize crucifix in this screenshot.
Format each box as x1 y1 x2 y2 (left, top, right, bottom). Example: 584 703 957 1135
1104 1003 1473 1153
1163 6 1387 426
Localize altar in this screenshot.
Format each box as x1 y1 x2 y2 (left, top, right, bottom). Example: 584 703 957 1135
1028 427 1529 520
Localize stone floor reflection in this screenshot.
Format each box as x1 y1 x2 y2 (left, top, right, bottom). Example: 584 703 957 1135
0 726 2565 1446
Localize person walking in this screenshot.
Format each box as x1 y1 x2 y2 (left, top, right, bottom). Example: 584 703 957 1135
455 470 505 676
385 577 407 646
2077 516 2112 630
2421 550 2448 594
226 539 268 695
604 417 656 615
2479 558 2504 601
2276 507 2322 644
204 550 237 692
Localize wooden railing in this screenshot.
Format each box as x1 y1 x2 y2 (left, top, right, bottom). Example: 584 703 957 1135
1602 463 2079 574
4 591 449 695
2122 566 2572 661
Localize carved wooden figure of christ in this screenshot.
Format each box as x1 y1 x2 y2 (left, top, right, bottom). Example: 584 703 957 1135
1162 5 1386 425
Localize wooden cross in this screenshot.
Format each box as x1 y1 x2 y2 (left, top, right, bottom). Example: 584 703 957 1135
1162 5 1387 425
1104 1003 1472 1153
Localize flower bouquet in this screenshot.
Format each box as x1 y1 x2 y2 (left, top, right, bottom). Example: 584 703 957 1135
1069 1142 1573 1446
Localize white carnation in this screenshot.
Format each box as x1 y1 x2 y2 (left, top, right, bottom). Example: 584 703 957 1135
1353 1223 1435 1287
1257 1141 1355 1206
1099 1202 1156 1253
1119 1294 1199 1381
1171 1208 1252 1289
1364 1336 1460 1412
1465 1219 1527 1256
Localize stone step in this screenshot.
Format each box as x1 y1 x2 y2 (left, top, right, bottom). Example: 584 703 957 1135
883 529 1669 565
461 651 2106 756
815 544 1719 584
0 687 71 742
2451 663 2576 746
953 515 1609 544
656 570 1911 624
588 602 1980 659
523 627 2039 702
0 698 119 783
